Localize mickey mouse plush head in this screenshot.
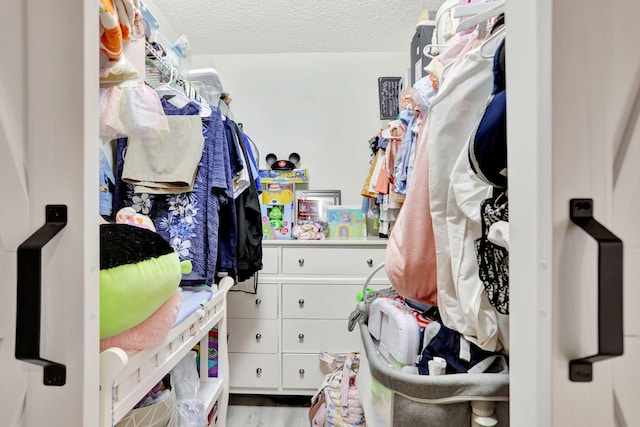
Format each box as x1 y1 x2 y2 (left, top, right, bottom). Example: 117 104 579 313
266 152 301 171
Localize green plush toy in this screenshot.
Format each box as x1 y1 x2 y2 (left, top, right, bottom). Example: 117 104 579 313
268 205 284 230
100 223 191 339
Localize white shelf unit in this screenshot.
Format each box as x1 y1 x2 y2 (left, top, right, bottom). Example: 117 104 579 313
100 277 232 427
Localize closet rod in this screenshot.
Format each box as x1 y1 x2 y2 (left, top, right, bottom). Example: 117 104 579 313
144 41 209 108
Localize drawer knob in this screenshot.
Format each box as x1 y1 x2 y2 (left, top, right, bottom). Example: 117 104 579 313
255 333 262 342
298 333 305 342
367 258 373 266
256 368 262 376
255 298 262 305
298 258 305 267
298 298 305 307
299 369 305 377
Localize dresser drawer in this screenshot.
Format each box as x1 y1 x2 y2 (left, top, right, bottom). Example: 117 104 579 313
228 283 278 319
228 318 279 353
282 247 386 276
282 284 363 319
229 353 279 389
261 246 280 274
282 319 360 353
281 354 334 390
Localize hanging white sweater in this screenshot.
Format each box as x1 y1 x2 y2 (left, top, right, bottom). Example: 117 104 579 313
428 28 507 352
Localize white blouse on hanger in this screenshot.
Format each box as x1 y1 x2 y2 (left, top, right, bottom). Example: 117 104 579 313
428 27 508 353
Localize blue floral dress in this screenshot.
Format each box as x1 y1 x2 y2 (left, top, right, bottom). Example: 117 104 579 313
112 101 232 285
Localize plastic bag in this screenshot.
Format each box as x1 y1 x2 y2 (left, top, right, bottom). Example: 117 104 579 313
170 351 206 427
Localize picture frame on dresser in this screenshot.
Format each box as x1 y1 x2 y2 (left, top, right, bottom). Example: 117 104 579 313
296 190 341 223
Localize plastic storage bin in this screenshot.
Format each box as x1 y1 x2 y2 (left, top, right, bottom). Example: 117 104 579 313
356 316 509 427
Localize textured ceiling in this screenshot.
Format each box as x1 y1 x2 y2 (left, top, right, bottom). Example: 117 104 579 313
150 0 445 55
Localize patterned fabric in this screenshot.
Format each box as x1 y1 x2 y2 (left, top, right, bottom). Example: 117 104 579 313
310 352 366 427
115 388 177 427
475 196 509 314
113 101 229 285
417 321 509 375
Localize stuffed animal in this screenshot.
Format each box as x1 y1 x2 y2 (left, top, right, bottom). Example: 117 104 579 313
268 205 284 230
99 0 142 80
292 221 327 240
100 223 191 339
115 206 156 232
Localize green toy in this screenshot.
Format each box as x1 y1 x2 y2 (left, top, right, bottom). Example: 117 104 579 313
268 205 284 230
99 224 191 339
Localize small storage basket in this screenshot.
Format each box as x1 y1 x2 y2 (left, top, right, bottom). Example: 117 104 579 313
115 387 178 427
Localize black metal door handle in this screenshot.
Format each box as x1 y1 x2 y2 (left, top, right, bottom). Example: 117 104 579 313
569 199 623 382
15 205 67 386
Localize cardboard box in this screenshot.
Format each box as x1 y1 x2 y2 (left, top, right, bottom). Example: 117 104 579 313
261 203 293 239
262 182 295 205
326 206 367 239
261 182 294 239
259 168 309 183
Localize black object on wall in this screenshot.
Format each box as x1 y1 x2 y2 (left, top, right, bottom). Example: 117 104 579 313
378 77 403 120
411 23 436 86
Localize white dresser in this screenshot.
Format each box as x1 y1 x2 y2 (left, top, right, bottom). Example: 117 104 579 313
227 238 389 395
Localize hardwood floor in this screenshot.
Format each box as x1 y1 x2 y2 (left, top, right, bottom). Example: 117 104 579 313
226 394 312 427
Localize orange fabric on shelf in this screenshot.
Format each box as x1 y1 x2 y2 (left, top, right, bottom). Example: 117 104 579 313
100 0 123 59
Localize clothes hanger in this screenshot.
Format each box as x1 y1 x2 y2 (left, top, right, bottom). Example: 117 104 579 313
176 78 212 117
453 0 504 18
145 40 212 116
423 44 449 59
455 1 505 33
154 64 191 108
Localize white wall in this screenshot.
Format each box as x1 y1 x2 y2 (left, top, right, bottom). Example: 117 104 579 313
191 52 409 206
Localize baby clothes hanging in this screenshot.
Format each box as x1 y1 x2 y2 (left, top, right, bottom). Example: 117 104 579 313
385 26 508 353
429 28 507 352
121 115 205 194
469 39 509 316
385 86 439 306
100 82 170 139
112 100 232 286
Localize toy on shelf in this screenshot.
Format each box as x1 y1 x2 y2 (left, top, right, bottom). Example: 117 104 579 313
261 181 294 239
292 221 328 240
261 204 292 239
258 168 309 183
268 205 284 230
265 152 301 171
327 206 367 239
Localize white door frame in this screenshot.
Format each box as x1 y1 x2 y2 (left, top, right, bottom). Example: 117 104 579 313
507 0 554 424
0 0 100 425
